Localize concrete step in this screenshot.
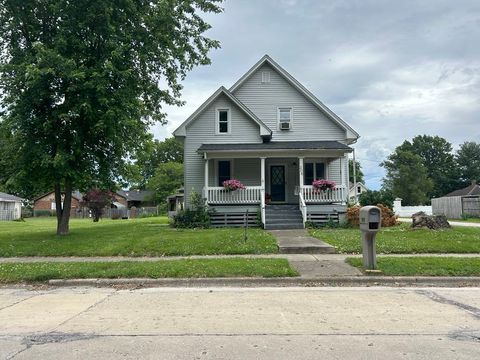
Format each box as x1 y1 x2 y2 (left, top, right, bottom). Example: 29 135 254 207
266 219 304 225
265 223 304 230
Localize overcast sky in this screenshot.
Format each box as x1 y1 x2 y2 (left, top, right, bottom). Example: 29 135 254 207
154 0 480 190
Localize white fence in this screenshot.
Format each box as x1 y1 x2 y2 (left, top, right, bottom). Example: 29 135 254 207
393 198 432 217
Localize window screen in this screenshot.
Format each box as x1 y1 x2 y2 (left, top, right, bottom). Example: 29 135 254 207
304 163 314 185
218 161 231 186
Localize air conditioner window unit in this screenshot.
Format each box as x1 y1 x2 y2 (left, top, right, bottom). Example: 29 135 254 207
280 121 290 130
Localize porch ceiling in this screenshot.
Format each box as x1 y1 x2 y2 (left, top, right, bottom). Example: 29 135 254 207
198 141 352 153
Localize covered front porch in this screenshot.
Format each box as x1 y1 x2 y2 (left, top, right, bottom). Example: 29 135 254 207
199 142 351 228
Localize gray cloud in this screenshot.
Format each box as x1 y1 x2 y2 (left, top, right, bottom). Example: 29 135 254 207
154 0 480 189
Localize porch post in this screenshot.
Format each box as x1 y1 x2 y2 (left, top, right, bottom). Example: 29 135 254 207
260 157 266 226
298 157 304 191
204 155 209 204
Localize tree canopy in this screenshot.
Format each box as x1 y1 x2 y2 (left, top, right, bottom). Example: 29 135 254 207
146 162 183 210
348 159 364 184
0 0 222 234
456 141 480 185
381 149 433 205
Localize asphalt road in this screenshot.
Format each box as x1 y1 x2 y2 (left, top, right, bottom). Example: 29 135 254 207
1 286 479 359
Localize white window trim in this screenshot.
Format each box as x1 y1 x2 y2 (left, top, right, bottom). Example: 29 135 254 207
215 159 234 186
277 107 293 130
215 107 231 135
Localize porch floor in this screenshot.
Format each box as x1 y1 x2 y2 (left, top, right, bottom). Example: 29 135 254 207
269 229 336 254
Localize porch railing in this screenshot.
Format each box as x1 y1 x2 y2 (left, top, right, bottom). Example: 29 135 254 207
299 192 307 227
206 186 262 205
301 185 347 203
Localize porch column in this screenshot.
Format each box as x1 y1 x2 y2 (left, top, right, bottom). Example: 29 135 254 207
298 157 304 191
260 157 266 225
204 155 209 203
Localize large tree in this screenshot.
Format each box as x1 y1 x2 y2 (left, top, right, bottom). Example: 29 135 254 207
0 0 221 234
348 159 364 184
381 149 433 205
397 135 458 198
456 141 480 185
146 162 183 211
124 136 184 188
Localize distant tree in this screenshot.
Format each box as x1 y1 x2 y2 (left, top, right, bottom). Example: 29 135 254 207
359 189 395 209
124 137 184 188
146 162 183 211
82 189 113 222
381 149 433 205
348 159 364 184
456 141 480 185
397 135 458 198
0 0 221 235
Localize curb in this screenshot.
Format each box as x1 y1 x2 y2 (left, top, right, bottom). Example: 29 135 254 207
48 276 480 288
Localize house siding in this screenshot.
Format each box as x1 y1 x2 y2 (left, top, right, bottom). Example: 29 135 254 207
184 94 262 207
232 63 346 141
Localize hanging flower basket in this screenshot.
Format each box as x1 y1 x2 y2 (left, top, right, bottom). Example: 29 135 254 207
222 179 246 191
312 179 336 192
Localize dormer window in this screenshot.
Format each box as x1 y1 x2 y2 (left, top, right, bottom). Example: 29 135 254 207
216 108 230 134
278 107 292 130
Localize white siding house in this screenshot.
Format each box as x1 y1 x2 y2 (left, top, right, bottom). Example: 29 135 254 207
0 192 23 221
173 55 360 229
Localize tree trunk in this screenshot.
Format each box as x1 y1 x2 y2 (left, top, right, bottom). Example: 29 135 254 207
55 180 73 235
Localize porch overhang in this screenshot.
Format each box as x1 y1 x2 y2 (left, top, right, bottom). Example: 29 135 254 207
197 141 352 158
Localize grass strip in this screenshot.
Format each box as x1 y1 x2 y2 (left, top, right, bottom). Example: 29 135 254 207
0 258 298 283
310 223 480 254
0 218 278 257
346 257 480 276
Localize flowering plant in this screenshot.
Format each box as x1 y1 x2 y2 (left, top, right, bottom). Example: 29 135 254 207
312 179 336 191
222 179 246 191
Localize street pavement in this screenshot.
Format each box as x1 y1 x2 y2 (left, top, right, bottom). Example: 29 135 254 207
1 286 479 359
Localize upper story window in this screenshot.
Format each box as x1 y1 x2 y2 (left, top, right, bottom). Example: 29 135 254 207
216 108 230 134
278 107 292 130
261 71 270 84
357 186 362 194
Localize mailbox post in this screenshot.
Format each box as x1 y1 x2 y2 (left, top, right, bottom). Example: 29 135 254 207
359 206 381 270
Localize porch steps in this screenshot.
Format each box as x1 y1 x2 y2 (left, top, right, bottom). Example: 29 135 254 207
265 205 304 230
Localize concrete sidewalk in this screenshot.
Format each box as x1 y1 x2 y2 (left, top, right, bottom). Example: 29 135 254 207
269 229 336 254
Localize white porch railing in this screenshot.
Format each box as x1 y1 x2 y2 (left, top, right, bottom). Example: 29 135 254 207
206 186 262 205
299 192 307 227
301 185 347 203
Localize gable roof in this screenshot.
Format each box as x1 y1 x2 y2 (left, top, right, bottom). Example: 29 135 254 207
0 192 23 202
33 190 83 202
444 183 480 197
229 55 359 143
173 86 272 137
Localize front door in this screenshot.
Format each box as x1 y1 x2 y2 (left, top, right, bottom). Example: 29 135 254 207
270 165 286 202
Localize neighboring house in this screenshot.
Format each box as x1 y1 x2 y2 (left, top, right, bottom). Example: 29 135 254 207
33 191 83 215
115 190 155 208
432 182 480 219
348 182 368 203
173 55 360 229
0 192 23 221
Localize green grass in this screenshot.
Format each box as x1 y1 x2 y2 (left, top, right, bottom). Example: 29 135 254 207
346 257 480 276
310 223 480 254
0 218 278 257
0 258 298 283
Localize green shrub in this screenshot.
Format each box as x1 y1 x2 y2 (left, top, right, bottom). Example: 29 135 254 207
172 191 213 228
359 190 395 209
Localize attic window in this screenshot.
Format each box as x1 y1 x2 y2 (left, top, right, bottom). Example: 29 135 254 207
216 108 230 134
261 71 270 84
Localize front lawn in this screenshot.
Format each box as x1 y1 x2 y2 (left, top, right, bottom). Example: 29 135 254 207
310 223 480 254
0 258 297 283
346 257 480 276
0 218 278 257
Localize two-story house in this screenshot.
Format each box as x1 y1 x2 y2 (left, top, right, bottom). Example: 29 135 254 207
173 55 359 229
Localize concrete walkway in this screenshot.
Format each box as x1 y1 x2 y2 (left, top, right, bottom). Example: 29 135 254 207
399 218 480 227
268 229 335 254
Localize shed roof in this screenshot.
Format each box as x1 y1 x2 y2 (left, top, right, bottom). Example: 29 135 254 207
443 183 480 197
0 192 23 202
198 141 352 152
